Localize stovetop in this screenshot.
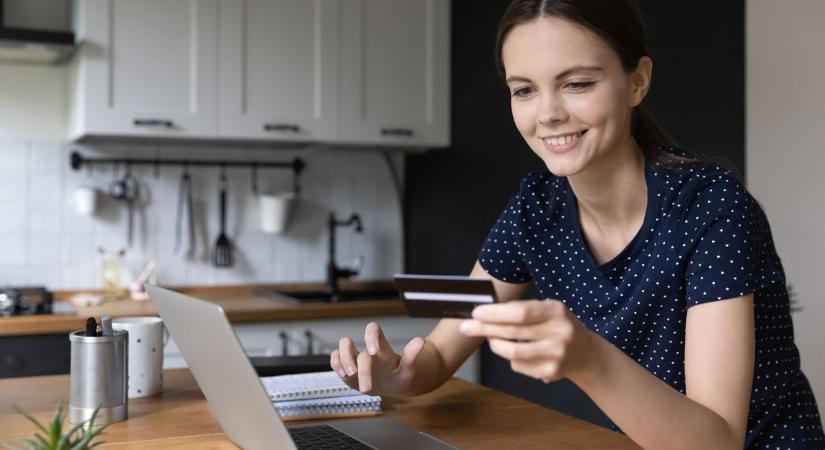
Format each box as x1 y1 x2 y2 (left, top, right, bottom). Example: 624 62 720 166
0 286 53 317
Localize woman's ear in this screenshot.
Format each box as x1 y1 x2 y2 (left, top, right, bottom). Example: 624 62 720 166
629 56 653 107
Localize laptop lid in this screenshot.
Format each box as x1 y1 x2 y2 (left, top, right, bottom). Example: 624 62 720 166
145 284 297 450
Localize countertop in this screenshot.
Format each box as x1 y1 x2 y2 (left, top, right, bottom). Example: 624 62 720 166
0 369 641 449
0 280 406 337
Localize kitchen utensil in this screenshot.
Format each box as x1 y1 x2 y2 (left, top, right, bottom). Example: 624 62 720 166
129 259 157 301
213 171 233 267
108 165 140 247
174 169 195 257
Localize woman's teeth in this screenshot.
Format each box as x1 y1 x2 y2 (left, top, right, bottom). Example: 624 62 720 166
544 130 585 147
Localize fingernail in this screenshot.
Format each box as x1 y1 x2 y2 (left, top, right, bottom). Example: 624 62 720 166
367 344 378 355
337 369 346 378
459 320 472 333
346 366 356 376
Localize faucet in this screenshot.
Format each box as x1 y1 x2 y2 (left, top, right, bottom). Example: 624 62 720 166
326 212 363 301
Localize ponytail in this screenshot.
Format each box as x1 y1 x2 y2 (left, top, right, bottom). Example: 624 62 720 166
632 106 678 165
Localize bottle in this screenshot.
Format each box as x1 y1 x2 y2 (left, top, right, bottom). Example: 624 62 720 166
98 247 126 297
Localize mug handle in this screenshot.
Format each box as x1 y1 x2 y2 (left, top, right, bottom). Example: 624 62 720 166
162 324 170 348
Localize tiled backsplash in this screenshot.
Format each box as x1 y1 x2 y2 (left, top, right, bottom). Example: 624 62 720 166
0 139 404 289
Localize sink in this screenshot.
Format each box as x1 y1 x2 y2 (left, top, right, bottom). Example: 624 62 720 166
257 288 399 304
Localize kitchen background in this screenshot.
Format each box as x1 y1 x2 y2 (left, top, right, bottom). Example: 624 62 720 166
0 140 404 289
0 0 821 430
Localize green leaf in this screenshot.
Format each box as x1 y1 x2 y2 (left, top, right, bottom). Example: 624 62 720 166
23 437 46 450
34 433 50 447
13 405 49 436
48 402 64 446
67 432 94 450
57 420 88 449
31 433 50 448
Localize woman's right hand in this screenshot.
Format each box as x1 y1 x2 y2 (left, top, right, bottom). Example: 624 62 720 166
330 322 425 396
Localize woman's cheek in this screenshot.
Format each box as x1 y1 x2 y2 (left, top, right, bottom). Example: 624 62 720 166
511 101 535 137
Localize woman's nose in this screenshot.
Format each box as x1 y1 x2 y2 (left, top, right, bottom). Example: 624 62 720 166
536 93 568 126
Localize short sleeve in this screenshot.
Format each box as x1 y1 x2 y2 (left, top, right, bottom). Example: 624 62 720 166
684 180 784 307
478 192 532 284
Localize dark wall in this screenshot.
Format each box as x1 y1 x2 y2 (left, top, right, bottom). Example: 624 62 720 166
404 0 745 428
639 0 745 175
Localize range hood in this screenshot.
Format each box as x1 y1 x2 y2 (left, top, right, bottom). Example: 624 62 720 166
0 0 75 65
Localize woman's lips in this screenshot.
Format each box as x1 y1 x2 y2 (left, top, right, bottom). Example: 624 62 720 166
542 130 586 155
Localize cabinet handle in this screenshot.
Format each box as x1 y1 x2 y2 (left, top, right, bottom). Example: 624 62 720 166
264 123 301 133
133 119 174 128
304 330 314 356
279 331 289 356
381 127 414 137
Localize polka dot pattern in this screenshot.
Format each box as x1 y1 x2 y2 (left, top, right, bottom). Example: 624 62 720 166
478 148 824 448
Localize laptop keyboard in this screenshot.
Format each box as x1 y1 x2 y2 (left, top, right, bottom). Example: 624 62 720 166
289 425 375 450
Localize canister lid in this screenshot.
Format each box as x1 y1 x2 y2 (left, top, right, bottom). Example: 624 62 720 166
69 328 128 343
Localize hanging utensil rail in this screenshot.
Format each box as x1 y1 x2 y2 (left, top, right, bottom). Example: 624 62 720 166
69 151 306 194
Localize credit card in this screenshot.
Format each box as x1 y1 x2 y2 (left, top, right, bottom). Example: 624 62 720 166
393 274 498 318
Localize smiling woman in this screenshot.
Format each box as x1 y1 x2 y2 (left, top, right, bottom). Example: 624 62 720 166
330 1 825 449
467 1 824 449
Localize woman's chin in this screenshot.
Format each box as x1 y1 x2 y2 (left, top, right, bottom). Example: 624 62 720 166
541 157 584 178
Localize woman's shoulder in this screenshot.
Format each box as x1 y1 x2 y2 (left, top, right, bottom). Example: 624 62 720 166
651 147 766 235
651 146 749 208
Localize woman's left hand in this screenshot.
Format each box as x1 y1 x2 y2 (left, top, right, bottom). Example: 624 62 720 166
459 299 601 383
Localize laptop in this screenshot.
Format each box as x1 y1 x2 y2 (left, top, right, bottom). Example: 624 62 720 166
145 284 459 450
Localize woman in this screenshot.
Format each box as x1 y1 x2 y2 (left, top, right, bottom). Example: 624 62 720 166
330 1 825 448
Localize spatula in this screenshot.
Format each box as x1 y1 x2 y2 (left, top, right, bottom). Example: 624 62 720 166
213 172 233 267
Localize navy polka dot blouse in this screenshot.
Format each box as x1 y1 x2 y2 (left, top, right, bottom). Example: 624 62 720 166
478 148 824 449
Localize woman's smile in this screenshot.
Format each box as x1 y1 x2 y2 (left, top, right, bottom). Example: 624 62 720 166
541 129 587 154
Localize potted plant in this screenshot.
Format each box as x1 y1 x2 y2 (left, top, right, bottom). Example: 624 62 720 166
6 401 108 450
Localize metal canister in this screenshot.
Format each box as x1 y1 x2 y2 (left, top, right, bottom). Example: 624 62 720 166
68 329 128 426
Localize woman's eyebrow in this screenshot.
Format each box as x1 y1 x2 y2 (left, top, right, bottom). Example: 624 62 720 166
505 66 603 85
505 75 532 84
554 65 603 80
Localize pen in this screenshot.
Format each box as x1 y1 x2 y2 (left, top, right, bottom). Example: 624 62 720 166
85 317 98 337
100 314 113 336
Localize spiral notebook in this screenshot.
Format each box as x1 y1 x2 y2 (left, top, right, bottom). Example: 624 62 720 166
260 371 382 421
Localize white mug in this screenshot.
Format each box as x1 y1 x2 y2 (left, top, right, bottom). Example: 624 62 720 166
74 186 97 215
259 192 297 234
112 317 169 398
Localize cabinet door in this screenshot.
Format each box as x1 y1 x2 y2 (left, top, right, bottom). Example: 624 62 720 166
218 0 340 141
74 0 218 138
340 0 450 148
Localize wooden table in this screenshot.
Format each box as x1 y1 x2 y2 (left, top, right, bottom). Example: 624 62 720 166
0 369 640 449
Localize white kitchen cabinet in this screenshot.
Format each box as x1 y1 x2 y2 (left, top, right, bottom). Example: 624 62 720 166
68 0 219 140
339 0 451 148
69 0 451 149
164 316 480 383
218 0 341 142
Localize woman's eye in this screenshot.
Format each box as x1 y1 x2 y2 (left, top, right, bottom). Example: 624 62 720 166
566 81 595 91
511 87 534 98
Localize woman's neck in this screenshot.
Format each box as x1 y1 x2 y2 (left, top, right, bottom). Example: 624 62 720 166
567 139 647 236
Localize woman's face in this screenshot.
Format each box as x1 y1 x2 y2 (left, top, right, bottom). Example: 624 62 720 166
502 16 650 177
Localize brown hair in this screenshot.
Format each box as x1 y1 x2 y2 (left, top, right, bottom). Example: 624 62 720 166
495 0 687 167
